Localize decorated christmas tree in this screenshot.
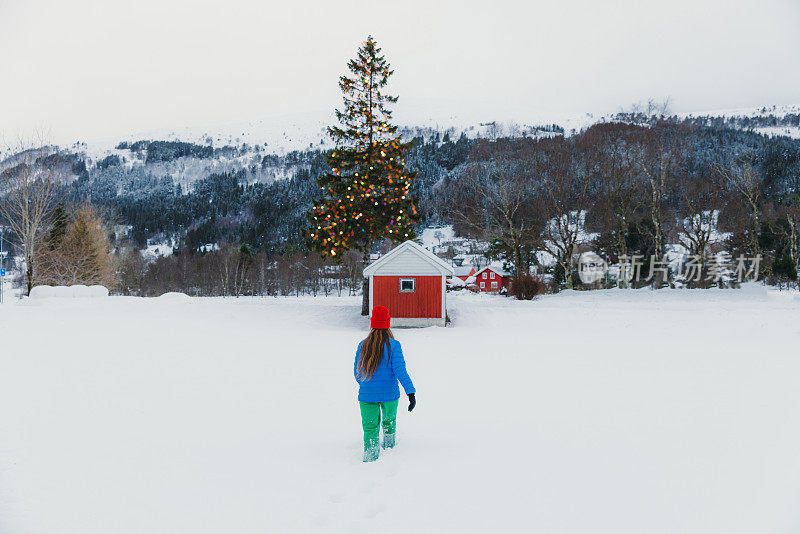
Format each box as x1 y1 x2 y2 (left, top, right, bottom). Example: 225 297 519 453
306 36 419 313
306 36 419 315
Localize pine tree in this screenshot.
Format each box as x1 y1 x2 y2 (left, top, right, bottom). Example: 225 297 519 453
62 204 116 288
306 36 419 261
235 242 254 296
47 203 69 249
38 203 117 288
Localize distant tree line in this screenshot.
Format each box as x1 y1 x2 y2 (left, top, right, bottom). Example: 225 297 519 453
3 114 800 296
116 245 366 297
439 118 800 290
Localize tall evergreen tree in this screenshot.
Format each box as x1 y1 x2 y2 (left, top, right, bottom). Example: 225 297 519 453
306 36 419 312
308 37 418 257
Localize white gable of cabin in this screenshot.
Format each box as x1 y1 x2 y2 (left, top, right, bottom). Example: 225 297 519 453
364 240 454 277
370 248 445 276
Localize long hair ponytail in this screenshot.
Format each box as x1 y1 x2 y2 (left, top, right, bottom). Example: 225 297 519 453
357 328 394 380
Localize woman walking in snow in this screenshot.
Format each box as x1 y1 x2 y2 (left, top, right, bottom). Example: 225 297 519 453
355 306 416 462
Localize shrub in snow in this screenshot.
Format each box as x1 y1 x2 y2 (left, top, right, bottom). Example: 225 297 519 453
510 274 546 300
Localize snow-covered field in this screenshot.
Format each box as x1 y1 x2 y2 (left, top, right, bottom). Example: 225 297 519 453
1 287 800 534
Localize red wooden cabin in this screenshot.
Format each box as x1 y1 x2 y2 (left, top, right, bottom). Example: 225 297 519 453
475 265 511 292
363 240 455 327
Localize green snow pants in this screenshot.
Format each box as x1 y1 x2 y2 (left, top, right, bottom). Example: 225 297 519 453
359 400 398 448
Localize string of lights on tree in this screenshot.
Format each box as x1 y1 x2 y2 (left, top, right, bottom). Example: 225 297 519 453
305 36 419 258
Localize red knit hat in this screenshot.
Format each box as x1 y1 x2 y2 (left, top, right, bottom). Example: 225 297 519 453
371 306 391 329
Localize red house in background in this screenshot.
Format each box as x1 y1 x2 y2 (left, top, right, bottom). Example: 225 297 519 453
475 265 511 293
453 265 476 281
363 240 454 327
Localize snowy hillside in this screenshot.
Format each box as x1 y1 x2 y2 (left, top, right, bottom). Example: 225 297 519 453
67 103 800 163
680 104 800 139
53 102 799 206
71 110 336 161
1 288 800 534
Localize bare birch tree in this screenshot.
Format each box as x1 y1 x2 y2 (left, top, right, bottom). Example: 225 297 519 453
635 122 683 286
715 159 762 258
674 168 725 286
0 144 66 294
762 198 800 289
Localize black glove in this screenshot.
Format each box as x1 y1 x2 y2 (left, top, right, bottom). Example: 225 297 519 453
407 393 416 412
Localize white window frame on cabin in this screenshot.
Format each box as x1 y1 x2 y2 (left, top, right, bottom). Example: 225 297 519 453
490 271 495 279
399 278 416 293
491 281 498 289
480 281 485 289
482 272 487 279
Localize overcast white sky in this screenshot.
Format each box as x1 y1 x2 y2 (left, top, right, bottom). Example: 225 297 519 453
1 0 798 144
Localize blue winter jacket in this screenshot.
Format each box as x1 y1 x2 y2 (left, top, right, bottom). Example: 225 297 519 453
354 338 416 403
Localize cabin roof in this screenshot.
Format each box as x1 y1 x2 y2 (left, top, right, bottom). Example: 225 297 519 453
363 240 455 276
453 265 476 276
